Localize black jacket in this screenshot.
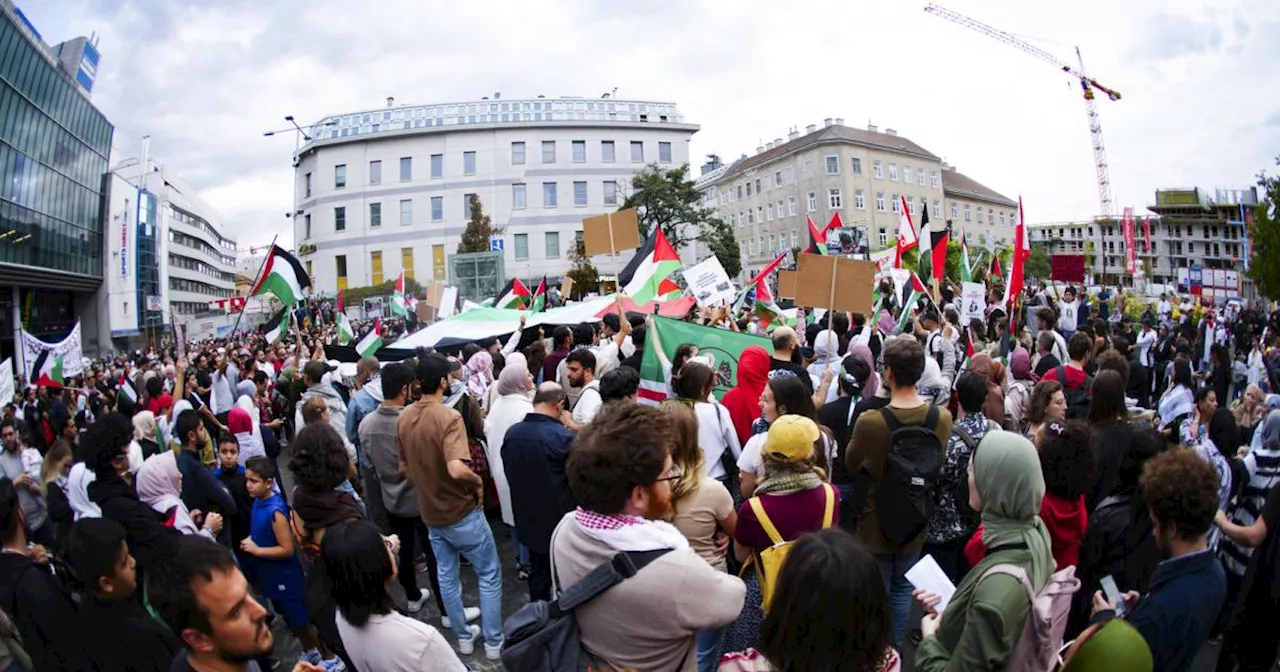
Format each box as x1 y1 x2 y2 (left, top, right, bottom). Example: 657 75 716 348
1087 420 1135 511
176 449 236 519
46 483 73 554
80 593 180 672
1070 492 1160 637
0 552 88 671
501 413 577 554
89 475 181 570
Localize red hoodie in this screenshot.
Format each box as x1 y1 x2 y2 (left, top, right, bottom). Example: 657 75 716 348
722 346 771 446
963 493 1089 570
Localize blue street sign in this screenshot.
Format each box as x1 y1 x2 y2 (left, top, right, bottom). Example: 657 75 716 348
490 238 504 252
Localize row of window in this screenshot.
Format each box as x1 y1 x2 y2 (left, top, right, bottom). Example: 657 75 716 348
0 200 103 277
168 276 233 298
0 144 103 244
333 230 583 287
727 189 1017 227
721 157 942 206
312 140 672 196
168 205 235 250
167 229 236 267
167 253 234 283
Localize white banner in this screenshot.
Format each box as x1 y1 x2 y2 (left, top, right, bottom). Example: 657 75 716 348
21 322 84 384
961 282 987 323
685 256 735 307
0 359 13 404
437 286 458 319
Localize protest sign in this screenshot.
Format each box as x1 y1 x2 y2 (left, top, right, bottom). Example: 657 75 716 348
685 256 735 307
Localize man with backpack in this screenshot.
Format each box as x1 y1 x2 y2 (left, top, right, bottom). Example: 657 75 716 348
847 336 952 647
1041 332 1094 420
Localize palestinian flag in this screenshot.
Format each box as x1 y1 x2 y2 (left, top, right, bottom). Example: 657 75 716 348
638 317 770 404
495 277 532 309
264 305 290 345
120 375 138 404
959 333 976 372
530 276 548 312
30 350 64 388
894 196 918 268
990 251 1003 279
896 273 929 333
805 216 829 255
390 272 410 318
619 227 682 303
356 318 383 357
928 223 949 285
752 276 785 329
824 212 844 235
250 245 311 306
335 292 355 345
960 231 973 283
1002 197 1030 307
731 252 787 311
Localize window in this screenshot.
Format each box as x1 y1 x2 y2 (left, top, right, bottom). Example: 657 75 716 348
659 142 672 163
907 195 915 213
876 192 886 212
604 181 619 205
889 164 898 181
807 191 817 212
748 209 755 225
918 170 926 187
988 208 994 224
873 161 883 179
464 194 475 219
791 231 799 248
602 141 615 163
401 248 415 281
334 164 347 189
304 172 312 198
737 185 744 199
572 140 586 162
855 189 865 210
931 171 940 188
737 212 744 227
463 151 476 175
756 178 762 193
514 233 529 260
334 206 346 231
950 203 959 218
513 183 527 209
746 182 753 197
778 200 785 218
964 204 972 221
891 194 900 213
932 200 941 217
335 255 347 290
879 228 889 247
803 159 813 177
511 142 526 165
977 207 985 223
757 206 764 223
766 205 773 222
304 214 311 238
775 171 783 187
902 165 911 185
399 199 412 225
829 188 843 209
826 155 840 174
430 154 442 178
368 160 381 185
631 141 644 162
574 181 587 206
370 251 383 285
537 140 555 164
545 231 561 258
788 196 797 215
543 182 557 207
431 196 443 221
401 157 413 181
369 202 381 228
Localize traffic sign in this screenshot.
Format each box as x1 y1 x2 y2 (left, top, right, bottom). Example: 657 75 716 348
489 238 504 252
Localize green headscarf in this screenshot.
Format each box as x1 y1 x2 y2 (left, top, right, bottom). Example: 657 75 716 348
1061 620 1153 672
973 430 1053 586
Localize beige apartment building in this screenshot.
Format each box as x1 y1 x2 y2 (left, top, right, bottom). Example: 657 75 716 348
697 119 1015 275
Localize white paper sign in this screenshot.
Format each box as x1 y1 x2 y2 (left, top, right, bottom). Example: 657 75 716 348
437 286 459 319
0 359 13 404
905 554 958 614
961 282 987 322
685 256 735 307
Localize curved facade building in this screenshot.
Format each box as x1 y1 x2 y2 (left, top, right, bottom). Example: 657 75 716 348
292 96 698 294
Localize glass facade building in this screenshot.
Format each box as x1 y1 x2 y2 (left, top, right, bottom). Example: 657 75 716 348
0 8 112 286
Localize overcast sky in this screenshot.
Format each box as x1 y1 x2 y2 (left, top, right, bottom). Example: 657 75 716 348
20 0 1280 251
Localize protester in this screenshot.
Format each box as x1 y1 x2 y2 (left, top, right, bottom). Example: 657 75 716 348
1158 357 1196 434
1033 419 1092 570
1086 370 1136 509
40 439 74 548
1181 387 1233 548
1060 619 1154 672
723 346 771 446
819 353 872 527
0 419 48 546
1214 481 1280 672
213 435 252 554
925 371 994 582
564 349 603 429
172 409 239 532
1005 346 1034 431
345 356 386 531
737 374 828 498
135 451 222 538
1025 380 1066 440
672 361 742 495
599 365 640 404
483 352 534 541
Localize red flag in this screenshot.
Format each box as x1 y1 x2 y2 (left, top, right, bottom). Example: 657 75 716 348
805 216 828 255
1143 216 1152 253
746 252 787 288
336 290 344 313
824 212 844 234
990 253 1003 279
894 196 918 268
1002 197 1029 306
929 227 949 285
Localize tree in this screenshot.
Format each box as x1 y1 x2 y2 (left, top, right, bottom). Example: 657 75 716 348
1025 243 1051 282
564 238 599 300
622 163 725 257
701 218 742 278
456 194 503 254
342 276 423 304
1247 157 1280 299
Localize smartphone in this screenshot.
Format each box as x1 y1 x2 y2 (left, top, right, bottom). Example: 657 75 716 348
1100 575 1125 616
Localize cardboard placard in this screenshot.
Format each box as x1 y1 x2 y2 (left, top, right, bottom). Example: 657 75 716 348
415 302 437 322
425 280 446 307
794 254 876 314
582 208 641 257
560 275 574 299
777 270 797 298
685 256 735 307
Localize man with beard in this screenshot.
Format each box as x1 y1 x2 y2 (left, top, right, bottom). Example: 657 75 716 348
148 534 324 672
1089 448 1226 672
550 402 745 671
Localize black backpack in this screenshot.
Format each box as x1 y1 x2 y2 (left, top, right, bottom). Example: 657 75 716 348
875 405 944 547
951 420 997 528
502 549 671 671
1056 365 1093 420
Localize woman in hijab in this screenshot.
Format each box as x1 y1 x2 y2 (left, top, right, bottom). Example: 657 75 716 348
723 346 771 446
849 343 881 398
807 330 842 405
66 461 100 520
1005 347 1034 432
483 352 534 535
228 406 266 464
1219 410 1280 583
914 431 1054 672
1157 357 1196 434
132 411 161 461
916 356 951 409
135 451 221 538
466 350 494 406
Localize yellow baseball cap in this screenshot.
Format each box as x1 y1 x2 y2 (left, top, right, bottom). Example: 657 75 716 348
765 415 820 463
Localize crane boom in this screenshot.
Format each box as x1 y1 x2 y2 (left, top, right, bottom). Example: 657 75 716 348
924 3 1121 215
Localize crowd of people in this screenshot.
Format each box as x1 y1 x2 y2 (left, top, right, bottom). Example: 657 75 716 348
0 282 1279 671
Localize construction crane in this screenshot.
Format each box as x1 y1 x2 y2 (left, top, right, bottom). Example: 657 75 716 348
924 4 1122 217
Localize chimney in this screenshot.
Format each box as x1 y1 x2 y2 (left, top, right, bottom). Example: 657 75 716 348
805 124 817 134
386 96 395 108
823 118 834 127
773 137 783 147
941 161 950 170
885 128 897 136
757 145 766 155
867 123 878 133
765 141 774 150
788 128 800 141
835 117 845 126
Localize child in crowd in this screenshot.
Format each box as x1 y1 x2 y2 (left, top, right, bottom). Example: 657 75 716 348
213 435 252 563
240 456 339 670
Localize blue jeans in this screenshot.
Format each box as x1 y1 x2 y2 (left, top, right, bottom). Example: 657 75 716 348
876 550 919 649
696 627 723 672
510 525 530 565
428 507 504 645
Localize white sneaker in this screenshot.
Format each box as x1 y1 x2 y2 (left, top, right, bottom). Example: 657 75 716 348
456 624 481 656
406 589 430 613
484 639 504 661
441 606 481 629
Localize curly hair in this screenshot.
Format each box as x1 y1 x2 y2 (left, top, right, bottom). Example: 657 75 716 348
80 412 133 476
287 423 351 490
1140 447 1221 540
1038 420 1095 500
1027 380 1063 425
566 403 670 514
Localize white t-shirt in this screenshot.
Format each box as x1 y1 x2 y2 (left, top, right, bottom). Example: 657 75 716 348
1136 328 1157 368
572 380 603 425
694 402 741 479
1058 300 1079 333
736 429 836 480
336 612 467 672
1158 300 1172 319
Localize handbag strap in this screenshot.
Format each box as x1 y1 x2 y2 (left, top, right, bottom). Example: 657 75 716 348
820 483 836 528
554 549 672 613
748 497 784 546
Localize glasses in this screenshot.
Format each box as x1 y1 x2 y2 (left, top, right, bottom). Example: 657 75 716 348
654 468 683 484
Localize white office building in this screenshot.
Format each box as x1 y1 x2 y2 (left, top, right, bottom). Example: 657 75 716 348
291 96 698 294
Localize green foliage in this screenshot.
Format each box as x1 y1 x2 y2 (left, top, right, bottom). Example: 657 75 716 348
900 247 919 271
701 218 742 278
623 164 723 253
341 276 424 304
564 238 599 300
457 194 503 254
1025 243 1051 282
1247 157 1280 299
